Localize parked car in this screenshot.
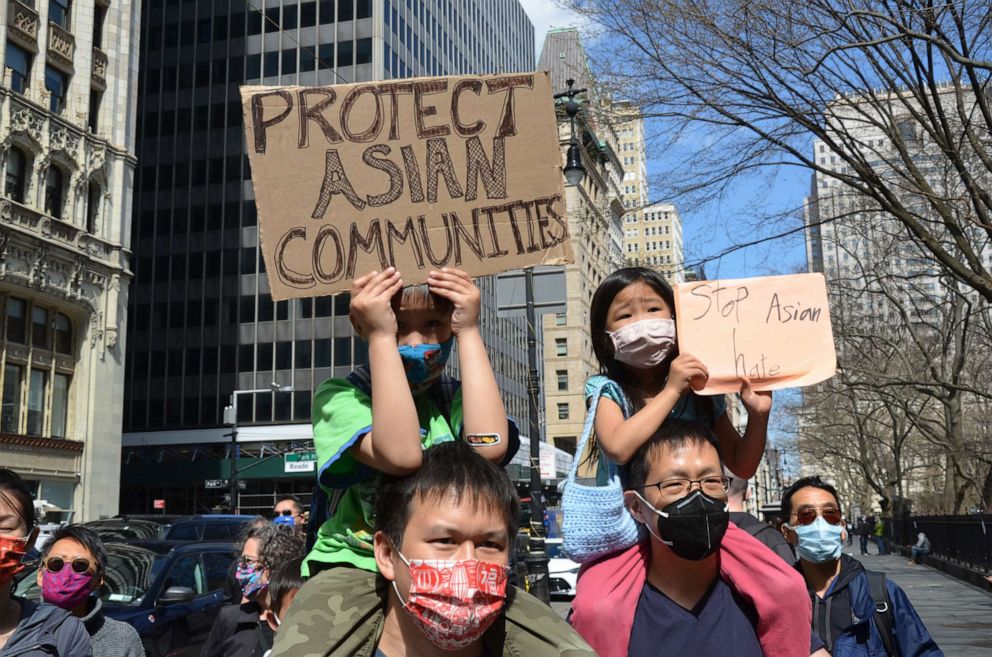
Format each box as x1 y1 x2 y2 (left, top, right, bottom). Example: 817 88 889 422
161 515 253 541
83 518 169 542
16 540 238 657
545 538 580 599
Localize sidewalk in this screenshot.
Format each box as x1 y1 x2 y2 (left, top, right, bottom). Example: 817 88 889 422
853 551 992 657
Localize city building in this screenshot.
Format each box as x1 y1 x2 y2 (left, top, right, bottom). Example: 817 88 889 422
536 27 624 456
121 0 536 515
1 0 140 521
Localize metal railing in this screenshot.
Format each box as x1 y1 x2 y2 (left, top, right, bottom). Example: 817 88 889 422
893 514 992 572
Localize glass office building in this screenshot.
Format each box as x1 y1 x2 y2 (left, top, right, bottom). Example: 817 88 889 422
122 0 536 514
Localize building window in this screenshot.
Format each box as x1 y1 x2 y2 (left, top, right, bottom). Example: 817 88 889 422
555 338 567 357
556 369 568 391
31 306 49 349
5 43 32 93
88 90 101 132
26 369 46 435
1 364 22 432
86 181 100 233
45 66 69 114
557 403 569 420
5 146 28 203
45 165 65 219
54 312 73 354
93 4 106 49
554 313 566 326
49 0 72 30
51 373 69 437
356 38 372 65
5 298 26 344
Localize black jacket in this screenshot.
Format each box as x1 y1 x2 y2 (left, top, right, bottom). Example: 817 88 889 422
199 602 272 657
730 512 795 565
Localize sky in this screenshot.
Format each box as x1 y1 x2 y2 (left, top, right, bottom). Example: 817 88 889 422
516 1 810 281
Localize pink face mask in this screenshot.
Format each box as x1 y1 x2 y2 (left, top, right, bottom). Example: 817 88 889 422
393 552 509 651
42 567 94 609
608 318 676 368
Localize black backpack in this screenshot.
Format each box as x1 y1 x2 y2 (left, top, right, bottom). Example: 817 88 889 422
866 570 898 656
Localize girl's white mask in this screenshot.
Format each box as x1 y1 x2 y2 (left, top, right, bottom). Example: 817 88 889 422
608 318 676 369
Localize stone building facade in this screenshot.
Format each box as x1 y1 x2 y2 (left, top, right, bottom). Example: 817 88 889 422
1 0 139 520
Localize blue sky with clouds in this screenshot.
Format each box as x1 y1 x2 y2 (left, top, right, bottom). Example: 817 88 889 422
517 1 809 280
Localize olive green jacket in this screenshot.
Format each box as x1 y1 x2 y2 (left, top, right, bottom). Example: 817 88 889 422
270 568 596 657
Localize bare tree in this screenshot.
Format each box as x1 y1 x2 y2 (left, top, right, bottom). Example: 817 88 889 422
563 0 992 300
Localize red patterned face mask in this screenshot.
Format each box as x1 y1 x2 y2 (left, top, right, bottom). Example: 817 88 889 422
0 534 32 588
393 551 509 651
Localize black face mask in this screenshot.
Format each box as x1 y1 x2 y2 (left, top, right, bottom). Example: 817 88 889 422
638 490 730 561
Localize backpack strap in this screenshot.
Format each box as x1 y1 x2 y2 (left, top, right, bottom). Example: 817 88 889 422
866 570 897 657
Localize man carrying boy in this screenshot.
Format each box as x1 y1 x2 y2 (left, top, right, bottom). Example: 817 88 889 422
304 267 515 575
272 441 595 657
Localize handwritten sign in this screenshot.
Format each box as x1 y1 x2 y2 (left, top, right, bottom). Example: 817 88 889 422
241 72 573 300
673 273 836 394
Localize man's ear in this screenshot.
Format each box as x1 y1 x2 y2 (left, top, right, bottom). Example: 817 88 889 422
263 609 280 632
624 491 647 524
374 530 397 582
781 523 798 545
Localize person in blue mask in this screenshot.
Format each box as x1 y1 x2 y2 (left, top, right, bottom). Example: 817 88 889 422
302 268 518 577
781 477 943 657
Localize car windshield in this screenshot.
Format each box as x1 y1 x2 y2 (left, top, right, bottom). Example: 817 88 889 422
15 544 168 607
85 520 164 541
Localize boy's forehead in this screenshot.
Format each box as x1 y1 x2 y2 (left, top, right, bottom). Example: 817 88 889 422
406 489 506 532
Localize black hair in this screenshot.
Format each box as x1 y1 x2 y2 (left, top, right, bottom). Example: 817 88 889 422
40 525 108 574
374 441 519 549
588 268 715 425
390 284 454 314
781 476 841 518
0 468 35 534
274 494 303 514
257 524 305 570
626 420 723 491
267 556 306 616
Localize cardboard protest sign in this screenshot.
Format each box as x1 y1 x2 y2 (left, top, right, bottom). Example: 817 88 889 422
241 72 573 300
673 273 836 394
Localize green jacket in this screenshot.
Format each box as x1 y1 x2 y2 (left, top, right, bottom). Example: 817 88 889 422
271 567 596 657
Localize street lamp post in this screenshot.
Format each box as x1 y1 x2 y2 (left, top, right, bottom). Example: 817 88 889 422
223 382 294 513
523 79 587 603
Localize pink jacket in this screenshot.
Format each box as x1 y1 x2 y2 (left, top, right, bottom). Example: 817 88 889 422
570 523 812 657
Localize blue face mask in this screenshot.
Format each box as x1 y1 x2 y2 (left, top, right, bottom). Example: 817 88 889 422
398 338 453 392
792 516 844 563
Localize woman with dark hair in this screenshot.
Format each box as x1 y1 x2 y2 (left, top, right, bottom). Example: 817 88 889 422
36 525 144 656
0 468 91 656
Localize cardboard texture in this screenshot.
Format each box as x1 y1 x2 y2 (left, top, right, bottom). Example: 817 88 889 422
673 273 837 394
241 72 573 300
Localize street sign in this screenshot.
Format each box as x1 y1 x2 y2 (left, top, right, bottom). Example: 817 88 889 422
205 479 246 490
284 452 317 473
495 266 567 318
153 499 166 510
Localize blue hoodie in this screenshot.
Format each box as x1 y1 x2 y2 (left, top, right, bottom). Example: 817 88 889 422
0 598 91 657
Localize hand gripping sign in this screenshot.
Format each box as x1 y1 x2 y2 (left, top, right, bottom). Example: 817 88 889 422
673 273 837 394
241 72 573 300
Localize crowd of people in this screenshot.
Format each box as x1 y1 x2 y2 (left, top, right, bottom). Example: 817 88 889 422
0 266 949 657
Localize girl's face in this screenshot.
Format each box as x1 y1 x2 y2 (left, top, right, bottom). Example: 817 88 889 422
0 496 29 539
605 281 673 333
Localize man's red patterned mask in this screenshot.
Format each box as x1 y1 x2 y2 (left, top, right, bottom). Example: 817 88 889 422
393 552 508 651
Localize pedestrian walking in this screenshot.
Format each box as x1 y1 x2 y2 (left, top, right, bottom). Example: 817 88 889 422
782 476 943 657
36 526 144 657
873 517 887 555
858 516 870 555
0 468 91 657
908 531 931 565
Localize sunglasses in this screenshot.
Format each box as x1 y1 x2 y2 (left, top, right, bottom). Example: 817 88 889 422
44 557 93 574
274 510 295 517
793 507 843 526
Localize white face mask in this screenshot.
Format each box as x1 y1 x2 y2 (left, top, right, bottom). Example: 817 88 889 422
608 318 676 368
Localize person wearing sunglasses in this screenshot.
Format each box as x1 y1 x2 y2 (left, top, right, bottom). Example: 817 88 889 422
0 468 90 657
36 526 145 657
272 496 303 531
781 476 943 657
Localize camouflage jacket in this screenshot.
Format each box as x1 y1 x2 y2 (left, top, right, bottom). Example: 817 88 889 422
271 568 596 657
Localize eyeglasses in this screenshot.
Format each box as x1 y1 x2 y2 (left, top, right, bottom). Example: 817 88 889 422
238 556 263 569
644 476 732 498
792 507 843 526
44 557 93 574
274 509 294 517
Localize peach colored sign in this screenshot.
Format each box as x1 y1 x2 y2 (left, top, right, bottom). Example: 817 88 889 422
673 273 836 394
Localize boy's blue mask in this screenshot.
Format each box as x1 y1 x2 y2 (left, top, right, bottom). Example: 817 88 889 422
398 338 454 393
